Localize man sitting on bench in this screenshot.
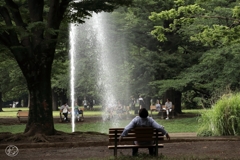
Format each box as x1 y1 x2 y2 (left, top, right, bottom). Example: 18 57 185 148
119 108 170 156
164 98 172 120
60 102 71 122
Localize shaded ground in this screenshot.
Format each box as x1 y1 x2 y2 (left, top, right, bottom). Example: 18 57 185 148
0 116 240 159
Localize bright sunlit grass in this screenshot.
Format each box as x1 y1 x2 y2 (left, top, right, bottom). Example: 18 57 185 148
0 107 200 134
0 117 199 134
0 107 103 117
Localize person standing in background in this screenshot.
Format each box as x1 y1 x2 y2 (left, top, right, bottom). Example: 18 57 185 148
21 99 24 107
82 97 88 110
131 96 136 111
138 95 145 109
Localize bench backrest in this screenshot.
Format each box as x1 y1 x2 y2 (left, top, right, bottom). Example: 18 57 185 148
109 127 164 143
17 111 29 117
150 105 175 110
162 105 175 110
150 105 156 110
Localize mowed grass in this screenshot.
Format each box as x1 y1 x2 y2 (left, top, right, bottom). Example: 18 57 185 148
0 107 201 134
0 107 103 117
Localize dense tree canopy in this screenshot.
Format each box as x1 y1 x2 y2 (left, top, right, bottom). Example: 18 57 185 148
1 0 240 136
148 0 240 108
0 0 133 136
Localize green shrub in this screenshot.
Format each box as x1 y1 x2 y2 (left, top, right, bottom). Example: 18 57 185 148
197 93 240 136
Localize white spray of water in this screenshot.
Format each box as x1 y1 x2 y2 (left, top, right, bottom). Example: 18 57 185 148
69 12 128 133
69 23 76 132
91 13 120 127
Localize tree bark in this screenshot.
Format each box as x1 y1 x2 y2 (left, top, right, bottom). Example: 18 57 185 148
0 92 3 112
24 66 55 136
145 96 151 110
52 88 58 111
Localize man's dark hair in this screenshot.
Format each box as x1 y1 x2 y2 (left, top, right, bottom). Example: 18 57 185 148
139 108 148 118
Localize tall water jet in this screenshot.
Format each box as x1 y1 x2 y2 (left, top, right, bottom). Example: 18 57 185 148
91 13 130 127
92 13 118 122
69 23 77 132
69 12 130 132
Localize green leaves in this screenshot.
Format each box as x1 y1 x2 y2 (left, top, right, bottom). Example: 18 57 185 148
198 93 240 136
149 2 205 42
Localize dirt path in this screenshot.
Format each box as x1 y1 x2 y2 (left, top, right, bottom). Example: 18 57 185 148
1 117 240 159
1 141 240 160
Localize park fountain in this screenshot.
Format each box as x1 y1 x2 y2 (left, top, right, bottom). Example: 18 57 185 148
69 22 77 132
69 12 129 132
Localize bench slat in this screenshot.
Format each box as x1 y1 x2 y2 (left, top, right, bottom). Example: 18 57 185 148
108 144 164 149
109 137 164 142
17 113 28 116
17 111 29 122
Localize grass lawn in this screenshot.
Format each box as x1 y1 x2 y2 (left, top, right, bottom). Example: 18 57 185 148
0 107 202 134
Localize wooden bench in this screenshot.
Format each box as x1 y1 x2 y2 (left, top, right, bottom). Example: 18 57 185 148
108 127 164 157
150 105 175 119
150 105 159 117
16 110 28 122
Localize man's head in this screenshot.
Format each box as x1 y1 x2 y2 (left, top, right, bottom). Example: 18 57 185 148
139 108 148 118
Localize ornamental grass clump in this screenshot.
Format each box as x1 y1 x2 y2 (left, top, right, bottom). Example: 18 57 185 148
197 93 240 136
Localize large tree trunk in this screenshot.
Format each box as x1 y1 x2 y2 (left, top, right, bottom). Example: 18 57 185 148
163 89 182 114
0 92 3 112
23 66 55 136
145 96 151 110
60 89 68 106
52 88 58 111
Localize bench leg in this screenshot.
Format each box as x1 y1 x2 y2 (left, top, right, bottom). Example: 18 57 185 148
17 117 21 122
114 149 117 157
160 111 164 119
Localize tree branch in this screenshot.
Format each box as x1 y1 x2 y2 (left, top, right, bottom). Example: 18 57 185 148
4 0 26 27
4 0 31 50
0 6 18 47
45 0 71 57
28 0 44 50
192 15 240 27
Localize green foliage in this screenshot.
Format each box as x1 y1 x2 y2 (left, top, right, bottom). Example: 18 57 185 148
197 93 240 136
69 0 133 23
0 58 27 101
145 0 240 108
149 1 204 42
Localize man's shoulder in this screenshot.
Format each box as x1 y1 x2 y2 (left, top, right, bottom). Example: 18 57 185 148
133 116 140 120
146 116 155 122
